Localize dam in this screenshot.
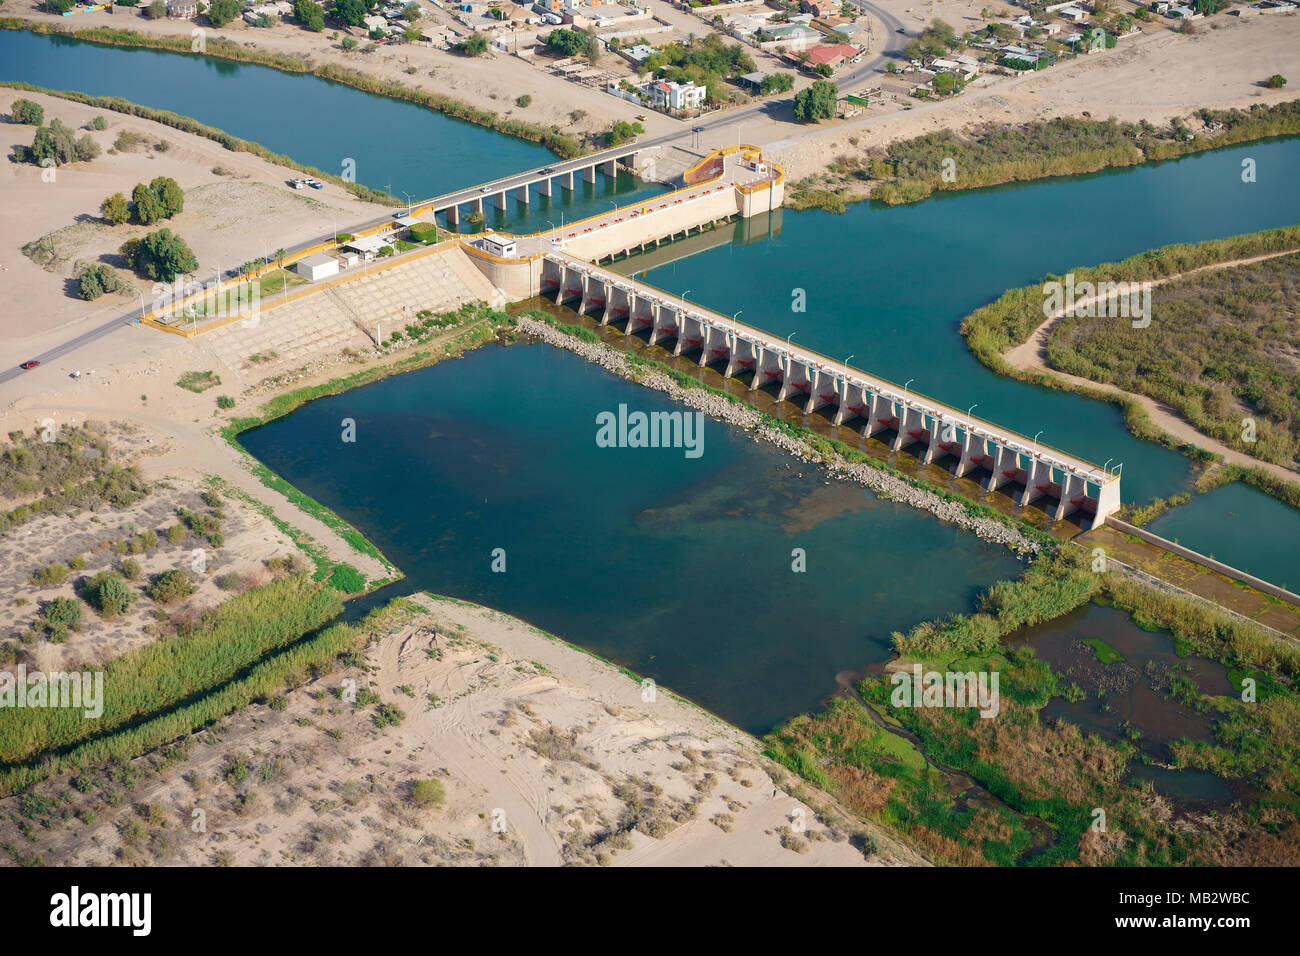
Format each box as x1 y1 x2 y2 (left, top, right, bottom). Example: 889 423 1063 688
147 143 1122 526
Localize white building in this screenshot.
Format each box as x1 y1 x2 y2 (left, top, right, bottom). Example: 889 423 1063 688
479 235 518 257
363 14 389 31
295 253 339 282
647 80 705 111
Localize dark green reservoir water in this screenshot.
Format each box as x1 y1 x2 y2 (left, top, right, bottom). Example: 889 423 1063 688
240 343 1024 733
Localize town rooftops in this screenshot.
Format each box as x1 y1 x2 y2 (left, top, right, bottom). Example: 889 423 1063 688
805 43 858 66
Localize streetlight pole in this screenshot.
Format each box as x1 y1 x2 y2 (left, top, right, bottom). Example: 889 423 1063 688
402 191 413 216
902 377 914 408
966 403 979 426
732 310 743 323
1032 430 1045 456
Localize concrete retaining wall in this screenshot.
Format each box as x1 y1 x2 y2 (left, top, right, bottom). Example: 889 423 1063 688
1108 517 1300 607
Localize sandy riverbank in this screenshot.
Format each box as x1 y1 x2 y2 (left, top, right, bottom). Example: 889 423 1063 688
0 595 924 866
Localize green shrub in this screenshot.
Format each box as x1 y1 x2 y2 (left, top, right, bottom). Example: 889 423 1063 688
31 563 69 588
410 778 445 807
217 395 235 409
146 569 195 605
42 597 83 632
408 221 438 244
84 571 135 618
118 557 142 581
374 703 405 728
10 98 44 126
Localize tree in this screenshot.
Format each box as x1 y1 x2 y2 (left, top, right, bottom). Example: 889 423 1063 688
815 62 834 77
546 27 594 58
760 72 794 95
78 263 125 300
402 1 420 20
516 94 532 108
340 36 359 50
606 120 644 146
933 72 958 94
132 182 166 225
101 192 130 225
10 99 44 126
456 32 487 56
19 119 99 167
85 571 134 619
207 0 242 25
294 0 325 30
146 0 166 18
1264 74 1288 89
792 79 837 122
151 176 185 218
132 228 199 282
332 0 367 26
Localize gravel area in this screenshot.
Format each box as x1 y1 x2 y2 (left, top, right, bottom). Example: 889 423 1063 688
518 317 1044 557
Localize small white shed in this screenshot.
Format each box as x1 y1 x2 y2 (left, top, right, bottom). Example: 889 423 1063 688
295 253 339 281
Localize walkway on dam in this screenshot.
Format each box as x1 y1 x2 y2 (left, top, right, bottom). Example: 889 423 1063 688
542 252 1123 525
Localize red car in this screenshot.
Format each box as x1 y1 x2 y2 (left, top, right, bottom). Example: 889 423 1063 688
20 360 40 370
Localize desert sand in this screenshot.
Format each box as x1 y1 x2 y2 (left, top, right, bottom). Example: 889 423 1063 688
0 596 923 867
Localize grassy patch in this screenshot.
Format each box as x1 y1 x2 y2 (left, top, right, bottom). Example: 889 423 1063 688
176 370 221 393
1081 637 1125 665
